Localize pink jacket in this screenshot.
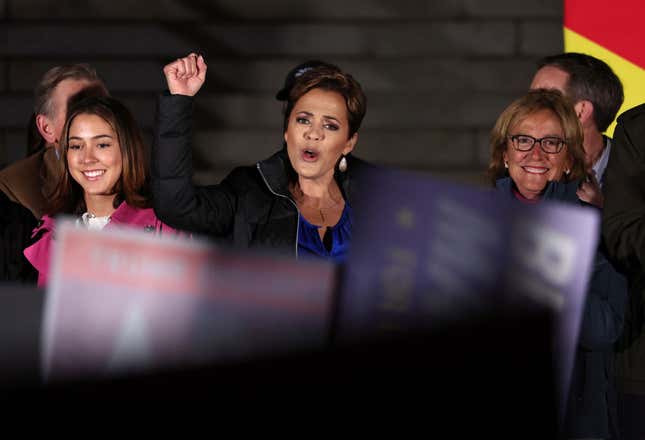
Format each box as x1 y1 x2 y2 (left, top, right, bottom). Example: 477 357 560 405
24 202 181 287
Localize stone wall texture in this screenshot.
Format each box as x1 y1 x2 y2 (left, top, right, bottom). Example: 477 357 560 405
1 0 564 185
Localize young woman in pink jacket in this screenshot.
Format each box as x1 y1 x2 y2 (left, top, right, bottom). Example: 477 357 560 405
24 96 180 286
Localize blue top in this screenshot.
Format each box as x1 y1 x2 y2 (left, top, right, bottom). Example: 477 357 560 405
298 204 352 264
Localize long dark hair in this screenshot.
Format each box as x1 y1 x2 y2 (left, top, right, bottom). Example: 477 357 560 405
48 96 150 215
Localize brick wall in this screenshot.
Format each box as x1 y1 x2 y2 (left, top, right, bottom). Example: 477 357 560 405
1 0 563 185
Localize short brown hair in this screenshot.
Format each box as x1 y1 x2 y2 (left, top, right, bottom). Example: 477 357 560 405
48 97 150 215
537 53 623 132
488 89 586 186
283 64 367 138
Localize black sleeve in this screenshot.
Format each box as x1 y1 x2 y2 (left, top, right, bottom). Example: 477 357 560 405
602 105 645 274
151 93 237 236
0 192 38 283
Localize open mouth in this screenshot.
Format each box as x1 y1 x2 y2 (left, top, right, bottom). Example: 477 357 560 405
522 166 548 175
302 148 319 161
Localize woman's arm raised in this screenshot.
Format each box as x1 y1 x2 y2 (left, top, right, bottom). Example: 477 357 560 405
152 54 237 236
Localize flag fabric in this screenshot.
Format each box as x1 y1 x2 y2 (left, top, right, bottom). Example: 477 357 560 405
565 0 645 135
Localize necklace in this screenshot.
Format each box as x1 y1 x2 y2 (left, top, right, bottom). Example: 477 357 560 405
290 182 344 225
317 200 342 223
301 198 343 225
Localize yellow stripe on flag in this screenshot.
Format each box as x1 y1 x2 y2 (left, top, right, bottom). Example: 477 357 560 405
565 28 645 136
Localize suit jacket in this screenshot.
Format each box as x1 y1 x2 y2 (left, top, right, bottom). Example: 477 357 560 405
603 103 645 397
0 148 61 219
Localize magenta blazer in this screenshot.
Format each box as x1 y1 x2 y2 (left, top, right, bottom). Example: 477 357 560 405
24 202 181 287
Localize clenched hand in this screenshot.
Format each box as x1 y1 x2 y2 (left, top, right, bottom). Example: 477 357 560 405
163 53 207 96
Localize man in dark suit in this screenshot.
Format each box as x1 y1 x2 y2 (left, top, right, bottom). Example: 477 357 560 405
603 103 645 440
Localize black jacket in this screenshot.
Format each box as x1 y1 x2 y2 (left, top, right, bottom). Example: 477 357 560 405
603 103 645 398
151 93 370 256
0 191 37 282
496 177 627 439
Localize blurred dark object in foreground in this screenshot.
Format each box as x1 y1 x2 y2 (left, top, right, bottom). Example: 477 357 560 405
0 283 556 437
0 192 38 283
618 392 645 440
0 284 42 387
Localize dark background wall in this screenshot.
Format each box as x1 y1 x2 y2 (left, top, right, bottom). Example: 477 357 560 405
1 0 563 186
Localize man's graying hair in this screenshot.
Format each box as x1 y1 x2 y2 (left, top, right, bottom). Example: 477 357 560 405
33 64 106 117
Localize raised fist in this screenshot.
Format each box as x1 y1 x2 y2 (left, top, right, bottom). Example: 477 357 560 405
163 53 207 96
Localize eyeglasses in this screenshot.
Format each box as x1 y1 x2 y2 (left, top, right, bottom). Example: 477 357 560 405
508 135 566 154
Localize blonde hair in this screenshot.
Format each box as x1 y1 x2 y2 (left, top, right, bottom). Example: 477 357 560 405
487 89 586 186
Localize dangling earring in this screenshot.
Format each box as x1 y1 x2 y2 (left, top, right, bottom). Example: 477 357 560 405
338 155 348 173
565 169 570 175
504 161 508 169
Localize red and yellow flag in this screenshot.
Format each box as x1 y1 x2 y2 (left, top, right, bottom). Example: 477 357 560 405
565 0 645 135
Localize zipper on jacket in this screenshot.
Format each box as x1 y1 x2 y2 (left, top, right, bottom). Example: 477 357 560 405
256 163 300 259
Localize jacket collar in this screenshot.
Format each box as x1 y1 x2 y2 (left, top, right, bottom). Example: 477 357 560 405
256 149 292 198
31 202 154 239
109 202 154 226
